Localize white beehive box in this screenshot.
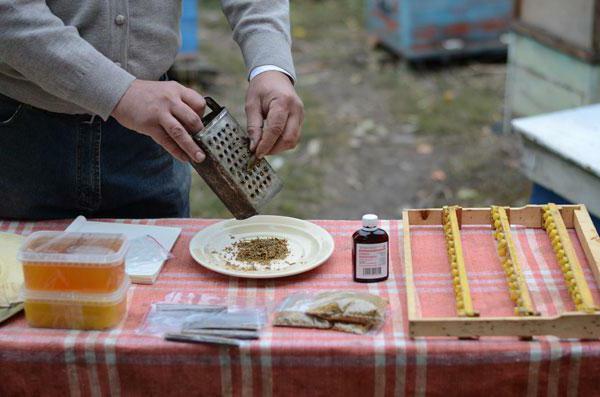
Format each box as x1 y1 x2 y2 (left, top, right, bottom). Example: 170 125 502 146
511 105 600 218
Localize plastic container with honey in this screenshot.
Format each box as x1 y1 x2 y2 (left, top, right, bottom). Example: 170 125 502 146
18 231 128 293
23 278 130 330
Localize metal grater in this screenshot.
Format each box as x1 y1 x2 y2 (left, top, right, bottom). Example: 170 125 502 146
190 97 283 219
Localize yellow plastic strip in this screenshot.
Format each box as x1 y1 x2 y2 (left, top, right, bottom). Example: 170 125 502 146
543 204 597 313
442 206 477 317
491 206 538 316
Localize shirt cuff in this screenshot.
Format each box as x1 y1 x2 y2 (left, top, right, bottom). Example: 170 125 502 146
71 57 136 121
237 31 296 82
249 65 294 82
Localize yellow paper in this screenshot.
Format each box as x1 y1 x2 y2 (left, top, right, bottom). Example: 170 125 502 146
0 232 24 307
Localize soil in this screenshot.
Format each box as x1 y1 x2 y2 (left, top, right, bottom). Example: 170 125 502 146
188 0 530 220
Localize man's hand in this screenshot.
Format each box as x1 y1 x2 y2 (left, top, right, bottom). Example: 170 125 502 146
245 71 304 159
111 80 206 163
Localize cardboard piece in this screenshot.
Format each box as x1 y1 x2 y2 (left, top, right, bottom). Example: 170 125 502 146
0 232 24 307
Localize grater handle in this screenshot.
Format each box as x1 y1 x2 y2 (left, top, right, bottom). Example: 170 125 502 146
201 97 225 126
204 97 222 112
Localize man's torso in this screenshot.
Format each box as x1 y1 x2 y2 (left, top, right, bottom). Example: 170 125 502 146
0 0 182 115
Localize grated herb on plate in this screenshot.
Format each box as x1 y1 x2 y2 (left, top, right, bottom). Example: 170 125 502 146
233 237 289 264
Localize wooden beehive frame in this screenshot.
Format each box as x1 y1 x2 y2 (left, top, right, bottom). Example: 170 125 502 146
442 206 478 317
491 205 538 316
404 204 600 338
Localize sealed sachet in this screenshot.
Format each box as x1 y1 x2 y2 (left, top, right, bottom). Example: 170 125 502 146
272 293 332 329
307 291 387 326
331 322 373 334
182 308 266 331
139 303 225 336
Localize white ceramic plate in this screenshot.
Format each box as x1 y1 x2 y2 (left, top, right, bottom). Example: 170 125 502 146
189 215 335 279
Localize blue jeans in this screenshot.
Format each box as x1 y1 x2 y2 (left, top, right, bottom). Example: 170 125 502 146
0 94 190 220
530 183 600 231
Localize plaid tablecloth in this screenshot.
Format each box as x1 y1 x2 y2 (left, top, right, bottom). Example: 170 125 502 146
1 218 600 397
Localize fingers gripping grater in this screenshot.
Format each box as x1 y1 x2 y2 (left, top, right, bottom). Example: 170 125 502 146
190 97 283 219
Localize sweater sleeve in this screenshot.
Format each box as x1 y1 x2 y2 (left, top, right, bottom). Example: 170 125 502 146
220 0 296 81
0 0 136 119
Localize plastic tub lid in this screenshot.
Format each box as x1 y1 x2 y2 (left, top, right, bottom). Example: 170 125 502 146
23 277 131 303
18 231 129 265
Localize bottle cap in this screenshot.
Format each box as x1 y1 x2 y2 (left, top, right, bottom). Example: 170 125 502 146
362 214 378 228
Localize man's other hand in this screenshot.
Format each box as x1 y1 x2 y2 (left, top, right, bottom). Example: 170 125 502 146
111 80 206 163
245 71 304 159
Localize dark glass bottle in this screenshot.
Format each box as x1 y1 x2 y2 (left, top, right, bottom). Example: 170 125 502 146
352 214 389 283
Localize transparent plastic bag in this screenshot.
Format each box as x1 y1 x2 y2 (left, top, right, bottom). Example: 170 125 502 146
183 308 266 331
273 291 388 335
139 301 266 345
139 303 227 335
126 235 173 280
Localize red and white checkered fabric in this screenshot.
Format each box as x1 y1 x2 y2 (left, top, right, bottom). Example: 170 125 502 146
1 219 599 396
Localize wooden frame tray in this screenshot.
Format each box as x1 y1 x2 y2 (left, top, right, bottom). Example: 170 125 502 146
403 204 600 338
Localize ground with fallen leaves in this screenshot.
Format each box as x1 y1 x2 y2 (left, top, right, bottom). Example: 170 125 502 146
189 0 530 219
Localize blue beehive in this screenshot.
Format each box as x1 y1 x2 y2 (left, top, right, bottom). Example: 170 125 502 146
180 0 199 55
366 0 513 60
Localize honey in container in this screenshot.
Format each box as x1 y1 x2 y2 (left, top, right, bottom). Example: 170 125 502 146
23 278 130 330
18 232 128 293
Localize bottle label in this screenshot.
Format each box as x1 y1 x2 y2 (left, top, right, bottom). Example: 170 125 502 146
356 242 388 279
